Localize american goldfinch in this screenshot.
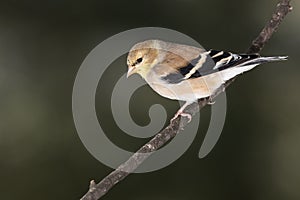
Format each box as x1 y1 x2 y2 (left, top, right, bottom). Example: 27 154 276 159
126 40 287 122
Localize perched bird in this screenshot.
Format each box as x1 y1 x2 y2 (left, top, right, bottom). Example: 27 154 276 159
126 40 287 122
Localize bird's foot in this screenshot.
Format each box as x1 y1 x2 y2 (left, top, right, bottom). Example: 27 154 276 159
170 110 192 123
208 96 215 105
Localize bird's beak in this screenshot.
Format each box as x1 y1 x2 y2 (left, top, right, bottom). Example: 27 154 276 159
127 66 136 78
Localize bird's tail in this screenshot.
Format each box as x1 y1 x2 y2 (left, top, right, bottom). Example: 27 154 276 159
219 55 287 82
237 55 288 68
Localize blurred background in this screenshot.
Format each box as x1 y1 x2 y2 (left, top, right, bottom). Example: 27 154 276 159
0 0 299 199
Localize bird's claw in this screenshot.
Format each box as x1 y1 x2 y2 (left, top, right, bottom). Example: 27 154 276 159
208 100 215 105
208 97 215 105
170 111 192 123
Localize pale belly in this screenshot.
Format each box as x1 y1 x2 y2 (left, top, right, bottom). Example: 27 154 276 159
146 73 226 102
144 65 254 102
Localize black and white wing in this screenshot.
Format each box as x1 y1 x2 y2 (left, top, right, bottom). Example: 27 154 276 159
162 50 286 84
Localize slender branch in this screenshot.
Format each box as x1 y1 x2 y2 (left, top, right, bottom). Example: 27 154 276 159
81 1 292 199
248 0 293 53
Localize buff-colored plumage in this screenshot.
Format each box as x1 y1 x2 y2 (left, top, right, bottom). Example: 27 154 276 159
127 39 287 121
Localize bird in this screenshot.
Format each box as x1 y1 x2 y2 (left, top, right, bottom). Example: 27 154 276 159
126 40 287 122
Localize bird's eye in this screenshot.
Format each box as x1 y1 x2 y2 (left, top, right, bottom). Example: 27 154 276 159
136 57 143 63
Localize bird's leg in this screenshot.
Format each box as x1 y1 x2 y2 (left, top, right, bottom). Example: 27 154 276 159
171 102 192 123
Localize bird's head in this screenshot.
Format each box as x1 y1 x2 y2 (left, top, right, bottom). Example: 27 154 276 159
126 40 160 79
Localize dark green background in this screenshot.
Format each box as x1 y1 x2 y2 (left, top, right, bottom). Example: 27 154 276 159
1 0 299 199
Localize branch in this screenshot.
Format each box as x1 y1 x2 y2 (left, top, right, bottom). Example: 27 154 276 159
248 0 293 53
80 1 292 199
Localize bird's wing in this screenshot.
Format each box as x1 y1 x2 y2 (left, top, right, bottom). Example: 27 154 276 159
159 50 259 84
